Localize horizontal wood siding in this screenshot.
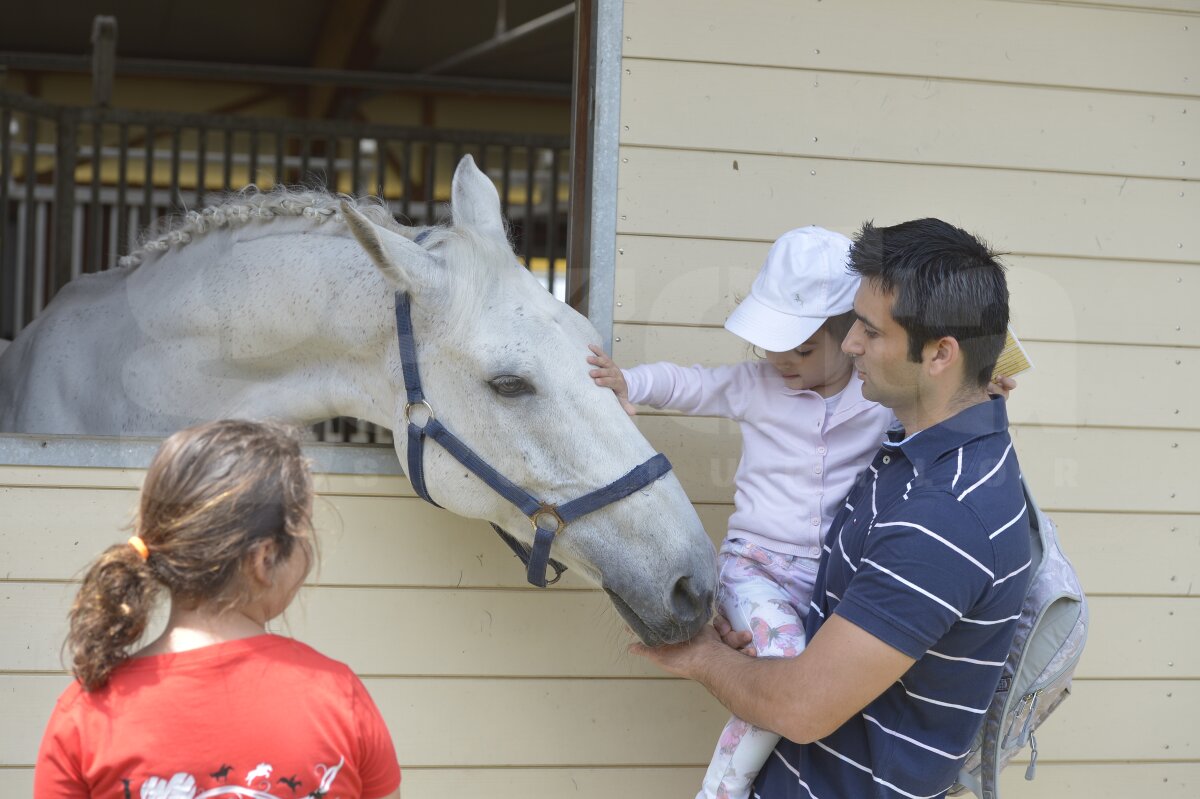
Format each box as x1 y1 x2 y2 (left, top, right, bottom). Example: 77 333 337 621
611 0 1199 795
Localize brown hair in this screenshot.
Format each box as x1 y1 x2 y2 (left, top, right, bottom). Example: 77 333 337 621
66 419 315 691
820 310 858 346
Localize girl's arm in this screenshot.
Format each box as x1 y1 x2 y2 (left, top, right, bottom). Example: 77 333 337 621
588 346 750 419
587 345 638 416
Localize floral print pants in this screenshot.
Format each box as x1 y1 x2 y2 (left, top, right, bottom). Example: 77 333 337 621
697 538 820 799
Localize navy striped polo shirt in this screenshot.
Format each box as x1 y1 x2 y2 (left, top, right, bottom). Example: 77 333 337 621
754 396 1032 799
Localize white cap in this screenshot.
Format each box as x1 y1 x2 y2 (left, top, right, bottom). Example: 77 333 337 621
724 226 857 351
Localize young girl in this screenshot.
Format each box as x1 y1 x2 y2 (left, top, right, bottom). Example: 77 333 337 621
35 420 401 799
588 226 894 799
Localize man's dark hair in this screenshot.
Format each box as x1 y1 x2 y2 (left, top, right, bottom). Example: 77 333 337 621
848 218 1009 388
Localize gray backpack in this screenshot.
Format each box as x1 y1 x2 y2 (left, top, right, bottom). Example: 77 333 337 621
950 478 1088 799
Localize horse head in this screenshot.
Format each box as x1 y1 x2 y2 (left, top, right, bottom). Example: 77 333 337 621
342 156 716 645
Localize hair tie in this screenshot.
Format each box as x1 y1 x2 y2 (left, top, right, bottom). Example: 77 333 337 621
128 536 150 562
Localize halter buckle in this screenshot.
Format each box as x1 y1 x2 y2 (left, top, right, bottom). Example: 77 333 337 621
404 399 435 429
530 503 566 537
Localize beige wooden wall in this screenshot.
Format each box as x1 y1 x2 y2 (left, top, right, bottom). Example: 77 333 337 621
0 459 734 797
612 0 1199 796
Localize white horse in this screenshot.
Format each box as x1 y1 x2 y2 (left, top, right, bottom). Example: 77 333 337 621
0 156 716 644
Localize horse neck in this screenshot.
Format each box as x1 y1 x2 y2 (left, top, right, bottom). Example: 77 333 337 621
126 222 397 426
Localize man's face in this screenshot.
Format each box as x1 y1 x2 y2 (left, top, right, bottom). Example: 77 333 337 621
842 279 922 412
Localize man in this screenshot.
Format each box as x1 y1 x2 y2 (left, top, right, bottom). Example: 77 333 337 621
633 218 1032 799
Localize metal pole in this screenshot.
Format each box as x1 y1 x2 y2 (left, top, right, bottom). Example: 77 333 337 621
194 126 206 206
90 17 117 109
52 109 79 298
546 147 561 296
583 0 622 350
0 107 12 337
142 125 154 229
248 129 259 186
89 120 103 272
116 122 129 256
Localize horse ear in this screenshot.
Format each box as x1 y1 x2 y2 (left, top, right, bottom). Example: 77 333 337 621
340 201 438 291
451 154 506 240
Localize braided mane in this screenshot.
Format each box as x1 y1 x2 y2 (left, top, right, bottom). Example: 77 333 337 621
118 187 407 268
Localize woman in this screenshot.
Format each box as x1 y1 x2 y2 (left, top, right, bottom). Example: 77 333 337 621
35 420 401 799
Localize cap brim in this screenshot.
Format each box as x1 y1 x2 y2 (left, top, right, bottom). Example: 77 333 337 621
724 293 827 352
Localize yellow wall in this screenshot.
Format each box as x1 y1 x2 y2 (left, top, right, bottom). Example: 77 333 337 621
611 0 1198 795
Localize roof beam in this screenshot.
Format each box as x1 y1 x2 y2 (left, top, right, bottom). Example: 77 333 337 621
420 3 575 76
0 52 570 99
307 0 379 118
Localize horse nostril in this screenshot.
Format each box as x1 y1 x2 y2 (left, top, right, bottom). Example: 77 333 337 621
670 575 712 621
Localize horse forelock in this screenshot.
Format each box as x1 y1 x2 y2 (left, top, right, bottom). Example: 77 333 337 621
116 187 405 269
431 226 517 340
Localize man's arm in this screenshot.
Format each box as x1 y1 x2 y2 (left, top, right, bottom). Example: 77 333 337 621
631 614 915 744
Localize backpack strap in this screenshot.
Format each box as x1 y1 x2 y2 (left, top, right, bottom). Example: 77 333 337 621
979 477 1043 799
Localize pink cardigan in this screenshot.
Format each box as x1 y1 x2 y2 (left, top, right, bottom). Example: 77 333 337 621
624 361 895 557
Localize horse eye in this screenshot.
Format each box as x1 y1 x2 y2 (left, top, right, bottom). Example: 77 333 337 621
488 375 534 397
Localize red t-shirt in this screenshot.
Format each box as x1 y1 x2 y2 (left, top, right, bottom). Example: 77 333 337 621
35 635 401 799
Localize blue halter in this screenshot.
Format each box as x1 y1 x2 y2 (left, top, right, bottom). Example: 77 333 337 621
393 291 674 587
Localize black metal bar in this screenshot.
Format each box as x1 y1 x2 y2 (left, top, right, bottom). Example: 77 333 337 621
326 136 338 192
523 147 534 268
375 138 387 200
142 125 154 231
222 128 233 190
52 109 79 299
0 90 570 152
20 114 37 328
299 136 311 185
0 107 12 337
88 121 103 273
501 144 512 219
423 139 436 225
195 126 206 207
116 122 128 257
400 139 412 219
248 129 259 187
546 147 561 296
169 126 182 212
350 136 362 196
275 131 286 187
0 52 572 99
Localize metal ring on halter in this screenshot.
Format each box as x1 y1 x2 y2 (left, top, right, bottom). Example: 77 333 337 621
530 503 566 537
403 399 435 428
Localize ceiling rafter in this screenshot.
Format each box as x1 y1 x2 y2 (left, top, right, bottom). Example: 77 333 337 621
420 2 574 76
306 0 381 119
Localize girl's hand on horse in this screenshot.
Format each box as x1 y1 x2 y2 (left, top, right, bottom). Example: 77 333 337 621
587 345 637 416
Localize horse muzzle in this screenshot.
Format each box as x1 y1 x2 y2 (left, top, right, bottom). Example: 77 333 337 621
604 568 715 646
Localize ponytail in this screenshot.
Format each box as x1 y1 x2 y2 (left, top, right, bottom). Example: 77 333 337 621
63 419 315 691
66 542 160 691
